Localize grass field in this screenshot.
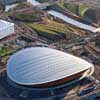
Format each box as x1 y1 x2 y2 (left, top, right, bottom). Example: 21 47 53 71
0 46 14 57
52 2 88 17
27 19 85 41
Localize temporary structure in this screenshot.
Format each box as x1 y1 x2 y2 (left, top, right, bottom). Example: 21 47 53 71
0 20 14 39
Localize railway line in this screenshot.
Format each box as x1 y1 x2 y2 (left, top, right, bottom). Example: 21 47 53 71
63 83 100 100
77 88 100 100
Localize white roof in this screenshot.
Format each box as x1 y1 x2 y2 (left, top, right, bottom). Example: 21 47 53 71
0 20 14 31
48 10 98 32
7 47 94 86
27 0 40 6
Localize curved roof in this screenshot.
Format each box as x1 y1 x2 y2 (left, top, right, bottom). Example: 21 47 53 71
7 47 94 86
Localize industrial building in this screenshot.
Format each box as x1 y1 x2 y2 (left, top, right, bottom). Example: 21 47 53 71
0 20 14 40
6 47 94 87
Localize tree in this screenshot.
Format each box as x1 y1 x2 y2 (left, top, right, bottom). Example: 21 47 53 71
58 0 65 5
68 0 100 10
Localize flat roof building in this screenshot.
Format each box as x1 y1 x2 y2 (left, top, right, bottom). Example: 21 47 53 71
0 20 14 40
6 47 94 87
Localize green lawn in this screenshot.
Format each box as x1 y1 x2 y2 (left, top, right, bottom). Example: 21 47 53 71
0 46 14 57
11 10 42 22
63 3 88 16
27 20 69 35
28 23 57 35
52 2 88 17
27 20 84 41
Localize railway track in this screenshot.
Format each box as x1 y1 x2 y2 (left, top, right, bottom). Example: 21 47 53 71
63 83 100 100
77 88 100 100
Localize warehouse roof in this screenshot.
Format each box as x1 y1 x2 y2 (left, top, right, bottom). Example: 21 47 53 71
0 20 14 30
7 47 94 86
0 20 14 39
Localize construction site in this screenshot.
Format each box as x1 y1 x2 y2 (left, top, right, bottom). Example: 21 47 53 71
0 0 100 100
